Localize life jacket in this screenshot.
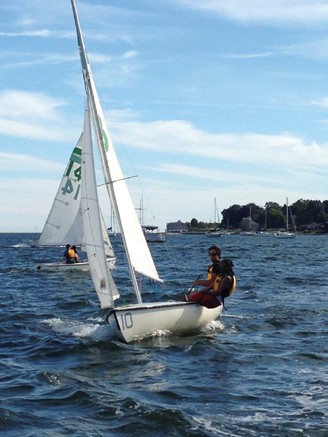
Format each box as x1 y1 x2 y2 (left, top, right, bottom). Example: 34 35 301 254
207 262 221 280
207 265 214 280
67 248 76 263
213 274 237 298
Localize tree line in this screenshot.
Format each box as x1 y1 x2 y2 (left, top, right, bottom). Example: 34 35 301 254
189 199 328 231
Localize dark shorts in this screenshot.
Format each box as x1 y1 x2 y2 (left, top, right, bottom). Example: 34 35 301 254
186 291 221 309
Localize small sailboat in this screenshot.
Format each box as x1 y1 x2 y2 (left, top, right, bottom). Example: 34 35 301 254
240 206 257 236
206 198 223 237
138 196 165 243
36 132 116 271
273 198 297 239
71 0 222 342
255 205 271 236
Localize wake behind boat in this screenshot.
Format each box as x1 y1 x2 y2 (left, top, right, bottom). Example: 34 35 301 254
70 0 223 342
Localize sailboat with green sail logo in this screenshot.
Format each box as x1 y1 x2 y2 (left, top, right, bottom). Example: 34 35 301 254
70 0 223 342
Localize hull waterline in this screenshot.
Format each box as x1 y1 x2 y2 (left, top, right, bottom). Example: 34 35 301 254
37 257 116 272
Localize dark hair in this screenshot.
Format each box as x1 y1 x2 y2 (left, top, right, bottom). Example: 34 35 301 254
221 258 234 274
208 245 221 257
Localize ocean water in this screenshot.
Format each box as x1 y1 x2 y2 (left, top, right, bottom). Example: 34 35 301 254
0 232 327 436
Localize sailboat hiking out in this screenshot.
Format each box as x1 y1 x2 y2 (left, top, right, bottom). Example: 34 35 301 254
69 0 235 342
35 133 116 271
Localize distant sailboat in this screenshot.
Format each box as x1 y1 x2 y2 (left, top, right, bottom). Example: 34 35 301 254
36 135 116 271
255 205 271 236
138 196 165 243
70 0 222 342
273 198 297 239
206 198 223 237
240 206 256 236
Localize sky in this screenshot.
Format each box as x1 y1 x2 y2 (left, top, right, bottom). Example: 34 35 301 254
1 0 328 232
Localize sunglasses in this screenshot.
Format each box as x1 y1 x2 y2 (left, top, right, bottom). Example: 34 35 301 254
209 252 218 256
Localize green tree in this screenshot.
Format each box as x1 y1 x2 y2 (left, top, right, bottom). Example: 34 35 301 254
190 218 199 228
221 204 241 228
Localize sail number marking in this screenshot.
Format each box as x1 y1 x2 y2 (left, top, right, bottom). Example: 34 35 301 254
61 147 81 199
119 313 133 330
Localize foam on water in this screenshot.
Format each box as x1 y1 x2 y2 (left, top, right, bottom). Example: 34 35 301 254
42 317 113 341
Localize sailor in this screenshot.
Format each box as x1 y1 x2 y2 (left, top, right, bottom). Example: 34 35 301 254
185 255 236 309
62 244 78 264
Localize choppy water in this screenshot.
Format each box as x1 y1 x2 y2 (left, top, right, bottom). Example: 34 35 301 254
0 233 327 436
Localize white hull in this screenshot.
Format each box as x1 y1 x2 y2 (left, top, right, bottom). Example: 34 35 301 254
37 257 116 272
106 301 222 343
240 231 256 236
273 232 296 239
206 231 223 237
255 232 272 237
144 233 166 243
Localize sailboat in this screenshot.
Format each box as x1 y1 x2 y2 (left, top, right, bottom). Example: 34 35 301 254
139 196 165 243
36 135 116 271
240 206 256 236
256 205 271 236
273 198 297 239
206 198 223 237
71 0 222 342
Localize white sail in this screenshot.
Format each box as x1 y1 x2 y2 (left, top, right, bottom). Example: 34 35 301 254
38 134 115 259
71 0 162 299
38 138 83 246
81 96 119 308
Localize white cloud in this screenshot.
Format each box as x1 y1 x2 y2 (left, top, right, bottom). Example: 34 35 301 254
0 29 51 37
109 116 328 170
0 90 65 121
312 97 328 108
0 152 64 174
174 0 328 25
0 90 77 142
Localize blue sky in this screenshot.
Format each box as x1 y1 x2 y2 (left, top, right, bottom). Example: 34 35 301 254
1 0 328 232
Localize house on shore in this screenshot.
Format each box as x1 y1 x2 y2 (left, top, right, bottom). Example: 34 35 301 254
166 220 188 233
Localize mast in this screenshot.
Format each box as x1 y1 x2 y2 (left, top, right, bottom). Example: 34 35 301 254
214 198 216 225
71 0 162 304
70 0 141 303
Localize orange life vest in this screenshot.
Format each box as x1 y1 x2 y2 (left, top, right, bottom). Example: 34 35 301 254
67 248 77 263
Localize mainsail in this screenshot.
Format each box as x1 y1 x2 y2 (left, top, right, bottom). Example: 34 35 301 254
71 0 162 304
38 138 83 246
81 95 119 308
